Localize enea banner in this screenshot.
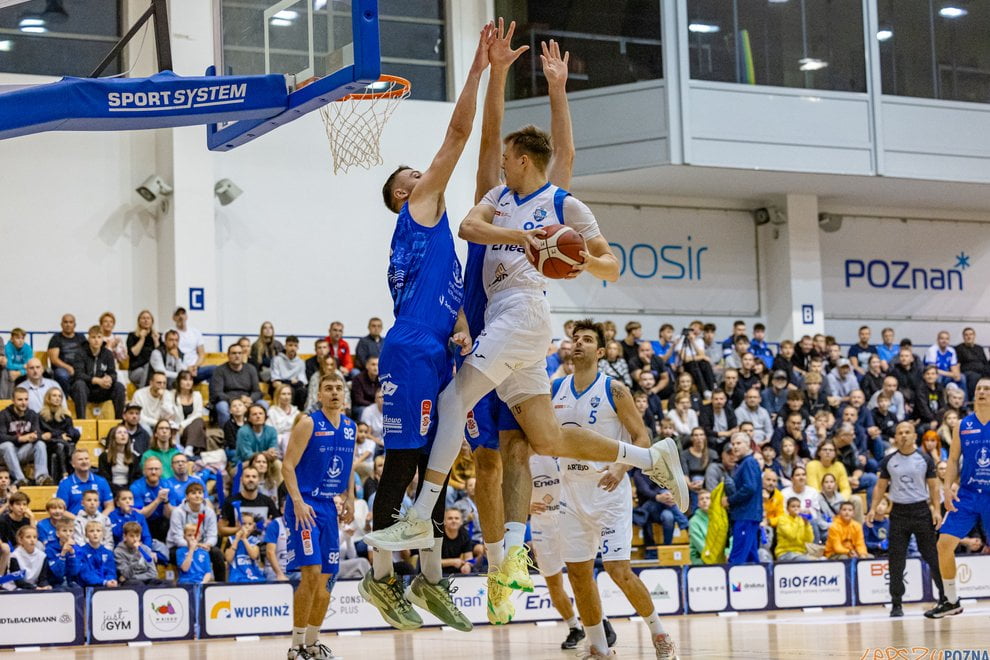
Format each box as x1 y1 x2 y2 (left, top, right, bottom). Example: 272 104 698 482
547 205 759 317
0 587 84 648
820 216 990 320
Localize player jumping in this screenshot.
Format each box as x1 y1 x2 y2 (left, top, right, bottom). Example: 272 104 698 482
357 22 495 633
280 372 354 660
925 376 990 618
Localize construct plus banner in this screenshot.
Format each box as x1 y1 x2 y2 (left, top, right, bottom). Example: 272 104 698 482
0 587 84 647
547 205 759 316
820 216 990 320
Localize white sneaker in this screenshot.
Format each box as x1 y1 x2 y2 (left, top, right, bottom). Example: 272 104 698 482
645 438 689 511
578 645 616 659
653 633 679 660
362 510 435 551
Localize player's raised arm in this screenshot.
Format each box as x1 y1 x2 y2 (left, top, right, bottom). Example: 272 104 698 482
476 18 528 204
543 39 574 190
408 23 494 225
281 415 316 529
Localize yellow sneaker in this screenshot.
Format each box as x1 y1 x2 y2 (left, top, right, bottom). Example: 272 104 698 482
486 567 515 625
495 545 535 593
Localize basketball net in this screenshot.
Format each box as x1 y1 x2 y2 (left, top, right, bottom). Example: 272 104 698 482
319 75 411 175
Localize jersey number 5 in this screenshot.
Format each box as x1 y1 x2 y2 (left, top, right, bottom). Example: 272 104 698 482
588 410 598 424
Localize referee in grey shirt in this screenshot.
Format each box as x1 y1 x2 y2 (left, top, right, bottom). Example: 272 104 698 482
866 421 945 617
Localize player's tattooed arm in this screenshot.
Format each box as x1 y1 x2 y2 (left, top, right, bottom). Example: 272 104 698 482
611 379 651 449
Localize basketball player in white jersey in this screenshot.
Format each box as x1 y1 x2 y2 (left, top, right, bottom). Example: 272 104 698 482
364 25 688 597
555 320 678 659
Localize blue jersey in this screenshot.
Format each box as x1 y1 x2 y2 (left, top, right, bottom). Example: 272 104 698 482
36 518 57 547
227 539 265 583
958 413 990 490
295 410 356 501
56 472 113 514
387 204 464 338
107 508 153 547
177 546 213 584
163 474 207 506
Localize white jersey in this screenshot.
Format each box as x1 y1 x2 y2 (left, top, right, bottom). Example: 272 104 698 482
552 372 630 479
479 183 601 298
529 454 561 512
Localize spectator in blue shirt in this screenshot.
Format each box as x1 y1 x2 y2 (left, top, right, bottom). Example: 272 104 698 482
749 323 774 370
107 488 153 548
163 453 207 507
651 324 676 366
847 326 877 378
35 496 69 547
130 456 172 543
236 404 279 464
45 519 78 586
226 513 265 583
545 339 571 377
176 523 214 584
761 371 790 422
875 327 899 371
722 320 748 359
725 432 763 564
75 520 117 587
56 448 113 514
924 331 965 391
4 328 32 383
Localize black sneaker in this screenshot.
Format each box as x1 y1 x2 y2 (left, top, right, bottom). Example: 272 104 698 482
561 626 585 650
603 617 617 648
889 603 903 617
924 599 963 619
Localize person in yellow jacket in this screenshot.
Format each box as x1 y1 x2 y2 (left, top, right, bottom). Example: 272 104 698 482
702 481 729 564
776 497 816 561
824 501 872 559
805 441 852 499
762 468 784 528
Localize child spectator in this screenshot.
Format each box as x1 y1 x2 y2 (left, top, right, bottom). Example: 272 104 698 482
176 523 214 584
76 520 118 587
114 521 162 585
225 512 264 583
689 490 711 565
4 526 55 590
0 491 33 547
222 398 249 464
353 422 377 481
45 519 78 586
36 497 71 548
775 497 816 561
4 328 32 382
108 488 154 548
0 468 12 515
863 496 891 557
824 501 871 559
73 490 114 549
263 494 293 582
872 393 898 442
166 482 223 580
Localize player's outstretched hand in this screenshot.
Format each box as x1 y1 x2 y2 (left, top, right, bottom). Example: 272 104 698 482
294 498 317 530
490 18 529 71
451 331 473 356
563 250 592 279
471 21 496 74
597 464 626 492
932 507 942 529
529 501 547 515
541 39 569 89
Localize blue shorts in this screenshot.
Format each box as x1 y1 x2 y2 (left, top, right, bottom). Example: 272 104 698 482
939 486 990 539
378 322 453 451
285 498 340 575
466 391 521 451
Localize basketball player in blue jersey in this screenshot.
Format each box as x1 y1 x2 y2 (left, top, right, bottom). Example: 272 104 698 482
926 376 990 618
280 372 355 660
365 22 688 601
357 23 494 633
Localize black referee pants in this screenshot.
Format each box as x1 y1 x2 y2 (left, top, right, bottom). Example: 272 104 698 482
888 500 944 604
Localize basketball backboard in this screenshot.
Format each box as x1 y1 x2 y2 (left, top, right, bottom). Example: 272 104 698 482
208 0 381 151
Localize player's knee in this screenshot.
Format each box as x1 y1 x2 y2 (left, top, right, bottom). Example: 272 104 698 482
604 562 633 583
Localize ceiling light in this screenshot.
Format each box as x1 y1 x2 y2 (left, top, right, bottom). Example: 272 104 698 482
0 40 12 51
314 0 327 9
20 25 46 33
876 29 893 41
939 6 968 18
273 9 298 20
269 17 292 27
688 23 721 34
799 58 828 71
18 17 45 27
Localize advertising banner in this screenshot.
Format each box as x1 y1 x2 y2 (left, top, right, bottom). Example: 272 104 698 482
856 558 925 605
637 568 683 615
142 586 195 640
951 554 990 599
0 587 83 648
89 588 140 642
773 561 849 609
820 216 990 320
727 564 770 611
596 572 636 618
685 565 728 613
547 204 759 316
201 583 294 637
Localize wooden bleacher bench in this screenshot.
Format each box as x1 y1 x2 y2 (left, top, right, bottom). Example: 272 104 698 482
20 485 57 508
34 350 48 369
75 419 97 442
0 399 10 412
97 418 122 440
202 352 227 366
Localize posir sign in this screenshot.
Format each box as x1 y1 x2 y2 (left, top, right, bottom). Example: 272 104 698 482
773 561 848 609
549 205 758 316
821 216 990 320
203 583 293 637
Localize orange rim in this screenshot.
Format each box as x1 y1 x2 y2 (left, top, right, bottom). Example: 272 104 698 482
340 74 412 101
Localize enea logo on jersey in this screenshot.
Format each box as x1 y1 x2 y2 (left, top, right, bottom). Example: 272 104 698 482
844 252 970 291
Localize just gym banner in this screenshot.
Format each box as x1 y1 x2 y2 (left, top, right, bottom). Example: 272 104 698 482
820 216 990 321
547 204 760 317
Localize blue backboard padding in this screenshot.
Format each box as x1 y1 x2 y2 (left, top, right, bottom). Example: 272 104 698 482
0 70 288 140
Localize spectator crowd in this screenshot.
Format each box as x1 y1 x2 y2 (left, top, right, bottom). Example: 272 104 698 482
1 310 988 591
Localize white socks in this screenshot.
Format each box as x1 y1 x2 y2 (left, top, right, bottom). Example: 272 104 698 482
565 615 580 629
587 621 608 652
504 522 526 550
291 627 305 647
645 611 665 636
420 538 443 583
372 548 393 581
614 443 654 470
486 540 505 569
411 481 444 521
944 578 957 603
304 625 319 646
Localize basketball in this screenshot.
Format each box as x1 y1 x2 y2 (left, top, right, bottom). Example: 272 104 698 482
526 224 586 279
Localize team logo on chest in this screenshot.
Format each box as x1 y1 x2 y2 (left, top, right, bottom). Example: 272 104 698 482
590 396 601 409
533 208 547 223
328 455 344 479
978 447 990 469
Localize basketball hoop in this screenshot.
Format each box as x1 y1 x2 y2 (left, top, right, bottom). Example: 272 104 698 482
319 74 411 174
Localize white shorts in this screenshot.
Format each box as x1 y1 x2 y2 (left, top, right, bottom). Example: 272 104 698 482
464 289 552 408
529 509 565 577
559 476 633 564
